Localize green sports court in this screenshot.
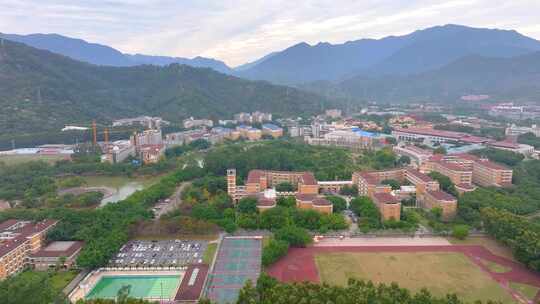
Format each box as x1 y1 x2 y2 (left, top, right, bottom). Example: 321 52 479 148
85 275 181 300
206 237 262 303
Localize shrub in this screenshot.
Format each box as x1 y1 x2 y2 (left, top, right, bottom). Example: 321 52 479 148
262 239 289 267
452 224 470 240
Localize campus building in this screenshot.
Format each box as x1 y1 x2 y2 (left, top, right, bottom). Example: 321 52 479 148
393 144 433 167
306 129 386 151
352 168 457 221
227 169 332 214
261 124 284 138
392 127 489 144
0 220 58 280
236 125 262 140
30 241 84 271
423 154 512 188
183 117 214 129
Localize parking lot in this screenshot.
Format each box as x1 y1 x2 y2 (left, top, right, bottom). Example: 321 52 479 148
110 240 208 267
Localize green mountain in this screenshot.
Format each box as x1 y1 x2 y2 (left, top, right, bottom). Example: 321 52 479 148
0 39 328 134
338 51 540 102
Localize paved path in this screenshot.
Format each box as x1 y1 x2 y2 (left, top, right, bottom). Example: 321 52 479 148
315 236 451 247
267 245 540 304
155 182 190 218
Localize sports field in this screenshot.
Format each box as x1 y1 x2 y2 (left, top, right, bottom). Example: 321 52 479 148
205 237 262 304
85 275 181 300
314 252 516 303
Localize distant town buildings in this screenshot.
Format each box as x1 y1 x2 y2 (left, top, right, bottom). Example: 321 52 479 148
306 129 387 151
0 220 59 280
113 116 169 129
236 125 262 141
183 117 214 129
392 127 490 145
325 109 342 119
234 112 272 124
488 103 540 120
261 124 284 138
505 124 540 137
101 140 136 164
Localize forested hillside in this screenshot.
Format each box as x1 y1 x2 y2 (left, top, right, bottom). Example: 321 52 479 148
0 39 328 134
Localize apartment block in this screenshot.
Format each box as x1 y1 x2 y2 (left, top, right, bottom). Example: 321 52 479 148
0 220 58 280
372 193 401 221
422 190 457 221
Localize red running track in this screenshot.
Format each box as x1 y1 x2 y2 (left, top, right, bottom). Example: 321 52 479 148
266 245 540 304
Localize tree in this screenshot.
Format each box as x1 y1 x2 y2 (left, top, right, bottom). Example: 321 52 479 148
397 155 411 165
260 207 290 230
325 195 347 213
430 207 443 221
261 239 289 266
381 179 400 190
433 146 447 155
275 182 296 192
452 225 469 240
274 226 312 247
276 196 296 208
237 197 258 214
339 185 358 196
428 172 458 197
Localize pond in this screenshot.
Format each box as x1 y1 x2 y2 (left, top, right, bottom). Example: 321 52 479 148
81 175 161 206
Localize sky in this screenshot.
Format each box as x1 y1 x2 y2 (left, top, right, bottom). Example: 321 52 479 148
1 0 540 67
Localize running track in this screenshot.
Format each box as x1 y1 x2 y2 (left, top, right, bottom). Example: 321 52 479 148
267 245 540 304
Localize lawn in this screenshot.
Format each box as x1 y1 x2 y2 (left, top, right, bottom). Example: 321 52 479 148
50 270 79 291
314 252 516 303
203 243 218 265
447 236 515 260
509 282 539 301
479 259 511 273
0 154 67 165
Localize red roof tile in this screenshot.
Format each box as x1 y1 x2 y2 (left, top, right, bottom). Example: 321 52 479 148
31 241 84 258
427 190 456 202
312 198 332 206
373 193 399 204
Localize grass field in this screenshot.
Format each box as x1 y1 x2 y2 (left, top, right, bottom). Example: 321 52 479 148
447 236 515 260
203 243 218 265
314 252 516 303
82 175 161 188
0 154 67 165
509 282 539 301
480 259 512 273
50 270 79 290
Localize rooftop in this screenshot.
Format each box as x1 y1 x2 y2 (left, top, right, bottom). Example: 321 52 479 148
262 124 282 130
427 190 456 201
405 168 434 183
312 198 332 206
31 241 84 258
373 192 399 204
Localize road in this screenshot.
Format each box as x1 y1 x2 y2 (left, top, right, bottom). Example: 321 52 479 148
154 182 190 218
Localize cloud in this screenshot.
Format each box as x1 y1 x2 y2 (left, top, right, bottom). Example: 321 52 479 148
1 0 539 66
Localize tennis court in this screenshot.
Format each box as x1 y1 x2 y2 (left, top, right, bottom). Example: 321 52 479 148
206 237 262 303
85 275 181 300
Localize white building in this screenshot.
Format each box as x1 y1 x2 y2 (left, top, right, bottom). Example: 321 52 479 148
183 117 214 129
505 124 540 137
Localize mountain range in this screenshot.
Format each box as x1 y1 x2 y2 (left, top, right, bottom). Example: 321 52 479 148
0 33 233 74
236 24 540 85
0 39 327 134
4 24 540 87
